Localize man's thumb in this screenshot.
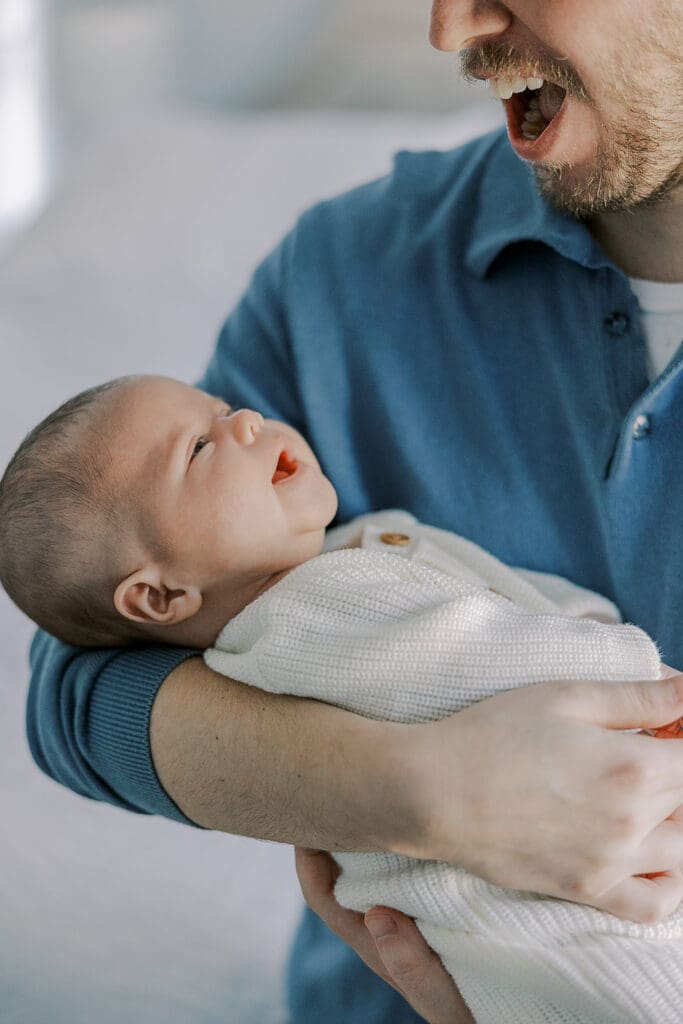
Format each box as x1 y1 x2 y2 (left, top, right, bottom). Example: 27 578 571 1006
582 671 683 730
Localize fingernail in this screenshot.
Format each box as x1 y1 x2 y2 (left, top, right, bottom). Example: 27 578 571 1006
364 913 398 939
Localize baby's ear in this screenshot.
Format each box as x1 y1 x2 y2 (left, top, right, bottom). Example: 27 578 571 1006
114 568 202 626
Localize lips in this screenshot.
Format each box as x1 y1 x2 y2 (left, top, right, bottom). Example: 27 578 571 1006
503 88 569 161
272 450 298 484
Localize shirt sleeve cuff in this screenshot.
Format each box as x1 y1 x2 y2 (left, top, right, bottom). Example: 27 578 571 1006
84 645 202 826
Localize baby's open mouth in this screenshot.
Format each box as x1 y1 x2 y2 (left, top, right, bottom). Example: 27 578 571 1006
272 450 298 484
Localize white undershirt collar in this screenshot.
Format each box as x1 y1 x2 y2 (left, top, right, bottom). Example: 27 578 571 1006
629 277 683 381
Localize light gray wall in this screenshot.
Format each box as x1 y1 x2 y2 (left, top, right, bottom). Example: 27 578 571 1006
56 0 480 122
1 1 488 245
0 104 500 1024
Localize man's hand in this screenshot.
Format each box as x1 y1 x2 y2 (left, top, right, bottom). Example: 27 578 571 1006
152 661 683 926
295 848 474 1024
404 674 683 924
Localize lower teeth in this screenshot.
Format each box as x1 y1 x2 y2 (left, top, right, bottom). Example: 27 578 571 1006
520 92 548 139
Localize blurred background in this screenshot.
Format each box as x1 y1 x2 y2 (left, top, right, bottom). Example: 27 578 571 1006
0 3 501 1022
1 0 490 250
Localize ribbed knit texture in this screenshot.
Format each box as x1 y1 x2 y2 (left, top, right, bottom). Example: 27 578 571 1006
87 645 200 820
205 527 677 1023
27 632 199 822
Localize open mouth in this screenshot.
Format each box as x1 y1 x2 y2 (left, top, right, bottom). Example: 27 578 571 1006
272 450 298 484
513 82 566 140
488 77 568 152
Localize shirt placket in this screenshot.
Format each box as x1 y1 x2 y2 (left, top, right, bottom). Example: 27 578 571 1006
603 335 683 662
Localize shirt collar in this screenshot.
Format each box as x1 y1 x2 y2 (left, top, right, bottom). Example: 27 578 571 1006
464 130 618 279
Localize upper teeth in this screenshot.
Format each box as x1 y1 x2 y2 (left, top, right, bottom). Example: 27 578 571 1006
489 76 544 100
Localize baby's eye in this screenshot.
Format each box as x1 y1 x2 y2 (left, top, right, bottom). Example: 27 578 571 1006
191 437 209 460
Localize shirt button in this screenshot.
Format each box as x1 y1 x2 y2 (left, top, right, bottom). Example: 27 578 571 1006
632 414 651 439
604 311 631 336
380 532 411 546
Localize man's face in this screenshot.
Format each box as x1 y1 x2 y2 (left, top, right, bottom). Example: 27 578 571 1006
430 0 683 216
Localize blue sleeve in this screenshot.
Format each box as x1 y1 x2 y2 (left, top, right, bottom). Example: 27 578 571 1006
26 227 304 823
26 630 198 821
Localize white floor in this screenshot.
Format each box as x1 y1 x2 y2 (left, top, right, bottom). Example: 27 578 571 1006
0 103 501 1022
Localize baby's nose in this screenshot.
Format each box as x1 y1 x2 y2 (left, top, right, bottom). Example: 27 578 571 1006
230 408 264 446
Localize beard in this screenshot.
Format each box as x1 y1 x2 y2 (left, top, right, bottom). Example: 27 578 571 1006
460 38 683 219
532 111 683 219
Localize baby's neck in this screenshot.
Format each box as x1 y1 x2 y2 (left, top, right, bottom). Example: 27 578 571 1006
180 568 296 650
147 534 355 651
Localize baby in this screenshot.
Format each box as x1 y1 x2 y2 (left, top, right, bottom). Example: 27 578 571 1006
0 374 338 651
2 374 683 1023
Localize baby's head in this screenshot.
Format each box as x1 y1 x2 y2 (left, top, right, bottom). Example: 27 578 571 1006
0 375 338 648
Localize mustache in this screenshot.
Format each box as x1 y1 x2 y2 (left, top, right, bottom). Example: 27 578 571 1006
460 41 588 100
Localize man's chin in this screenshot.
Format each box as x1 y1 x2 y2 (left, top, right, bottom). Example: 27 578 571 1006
532 164 604 218
532 156 637 218
520 116 613 218
532 146 683 219
514 88 677 217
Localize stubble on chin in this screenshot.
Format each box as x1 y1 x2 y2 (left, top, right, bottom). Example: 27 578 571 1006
532 110 683 219
462 19 682 219
534 24 683 218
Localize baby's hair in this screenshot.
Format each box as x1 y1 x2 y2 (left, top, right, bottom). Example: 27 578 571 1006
0 376 148 648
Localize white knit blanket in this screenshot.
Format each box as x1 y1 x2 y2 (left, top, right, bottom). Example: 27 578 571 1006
205 514 683 1023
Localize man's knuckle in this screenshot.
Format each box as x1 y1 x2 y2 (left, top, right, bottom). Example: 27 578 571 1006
560 873 595 900
384 951 428 985
581 849 603 872
604 756 651 793
607 811 640 842
561 861 617 901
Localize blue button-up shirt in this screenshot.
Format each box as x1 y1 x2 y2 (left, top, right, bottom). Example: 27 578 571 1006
27 127 683 821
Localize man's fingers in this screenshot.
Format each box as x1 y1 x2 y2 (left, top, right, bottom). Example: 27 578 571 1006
295 849 476 1021
592 871 683 925
294 848 396 988
365 909 432 983
632 818 683 876
295 846 339 902
561 673 683 730
365 909 474 1024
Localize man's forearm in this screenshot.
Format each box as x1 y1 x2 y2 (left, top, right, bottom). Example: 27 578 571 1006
150 656 422 852
149 658 683 927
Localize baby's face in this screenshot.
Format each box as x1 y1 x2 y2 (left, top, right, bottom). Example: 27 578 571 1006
109 376 338 599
